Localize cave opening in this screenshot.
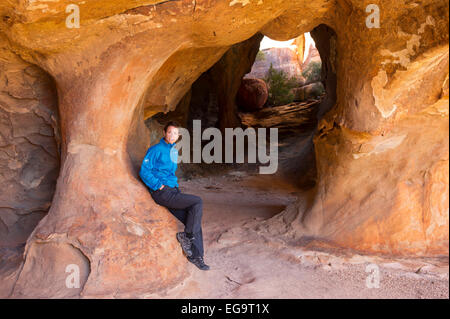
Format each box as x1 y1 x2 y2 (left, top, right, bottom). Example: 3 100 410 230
145 24 337 228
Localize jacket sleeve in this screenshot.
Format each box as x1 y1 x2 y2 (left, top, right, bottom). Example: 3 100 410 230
139 147 163 191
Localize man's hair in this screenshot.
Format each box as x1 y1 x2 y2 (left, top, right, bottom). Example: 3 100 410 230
163 121 180 133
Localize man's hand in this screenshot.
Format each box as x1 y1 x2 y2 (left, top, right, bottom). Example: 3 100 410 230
159 185 165 190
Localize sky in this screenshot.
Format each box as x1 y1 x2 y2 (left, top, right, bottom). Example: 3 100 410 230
259 32 316 63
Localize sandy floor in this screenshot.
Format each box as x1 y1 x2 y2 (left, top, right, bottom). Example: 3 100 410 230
141 172 449 299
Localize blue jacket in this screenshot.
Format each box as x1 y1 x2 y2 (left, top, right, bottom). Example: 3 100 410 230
139 137 179 191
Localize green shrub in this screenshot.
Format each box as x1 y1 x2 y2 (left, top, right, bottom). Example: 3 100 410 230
302 61 322 83
255 50 266 62
264 63 298 106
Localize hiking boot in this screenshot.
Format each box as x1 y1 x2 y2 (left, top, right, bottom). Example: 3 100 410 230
176 232 193 257
187 256 210 270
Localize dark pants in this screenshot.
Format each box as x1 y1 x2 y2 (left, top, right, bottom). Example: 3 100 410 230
150 186 204 258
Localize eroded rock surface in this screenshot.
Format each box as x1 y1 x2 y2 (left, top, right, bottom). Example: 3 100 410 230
0 35 60 248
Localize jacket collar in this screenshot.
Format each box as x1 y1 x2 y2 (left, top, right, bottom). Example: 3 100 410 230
160 137 175 147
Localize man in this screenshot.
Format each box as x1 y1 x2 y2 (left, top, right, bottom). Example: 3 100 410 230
139 121 210 270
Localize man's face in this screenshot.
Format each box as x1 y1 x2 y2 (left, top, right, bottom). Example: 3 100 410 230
164 125 179 144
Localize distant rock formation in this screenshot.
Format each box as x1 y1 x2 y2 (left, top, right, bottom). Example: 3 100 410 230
245 47 304 80
245 35 321 83
302 43 321 70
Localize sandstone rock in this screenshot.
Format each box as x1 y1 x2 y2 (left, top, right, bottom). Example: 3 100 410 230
0 35 60 248
301 44 321 72
246 47 303 80
292 82 325 101
238 99 319 135
293 34 306 67
236 78 269 112
154 32 264 133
